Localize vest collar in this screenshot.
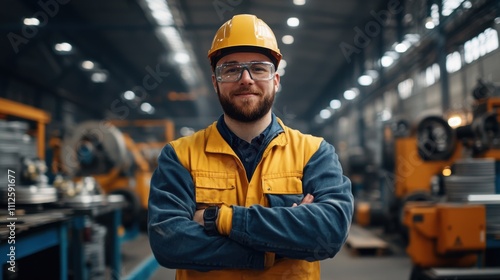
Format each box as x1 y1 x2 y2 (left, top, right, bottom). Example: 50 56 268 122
206 115 288 154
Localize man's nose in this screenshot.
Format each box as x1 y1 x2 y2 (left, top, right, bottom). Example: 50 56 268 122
239 69 254 84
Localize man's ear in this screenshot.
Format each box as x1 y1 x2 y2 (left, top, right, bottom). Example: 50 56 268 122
211 74 218 92
274 73 280 92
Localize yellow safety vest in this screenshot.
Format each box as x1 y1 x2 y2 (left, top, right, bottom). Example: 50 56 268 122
169 119 323 280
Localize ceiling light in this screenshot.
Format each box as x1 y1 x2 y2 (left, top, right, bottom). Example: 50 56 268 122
173 52 190 64
282 35 294 45
293 0 306 5
344 89 358 100
447 115 463 128
146 0 174 25
141 0 201 89
123 90 136 100
152 10 173 25
329 99 341 109
23 18 40 26
320 109 332 119
140 102 155 114
358 75 373 86
54 42 72 53
381 55 394 67
287 17 300 27
395 42 409 53
278 59 287 69
91 72 107 83
425 17 435 29
380 109 392 121
81 60 95 70
277 68 285 76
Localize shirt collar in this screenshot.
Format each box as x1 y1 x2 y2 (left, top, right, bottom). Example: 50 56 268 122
216 113 283 146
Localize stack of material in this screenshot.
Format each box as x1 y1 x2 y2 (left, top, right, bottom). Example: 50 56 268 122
0 120 58 204
0 120 37 183
445 158 496 202
446 158 500 237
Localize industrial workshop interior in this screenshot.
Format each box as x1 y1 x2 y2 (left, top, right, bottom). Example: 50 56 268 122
1 0 500 279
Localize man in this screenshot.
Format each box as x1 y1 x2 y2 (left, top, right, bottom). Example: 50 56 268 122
148 14 353 280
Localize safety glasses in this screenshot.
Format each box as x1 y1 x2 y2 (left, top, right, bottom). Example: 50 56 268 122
215 61 275 82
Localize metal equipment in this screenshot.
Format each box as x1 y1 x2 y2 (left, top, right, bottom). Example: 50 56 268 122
60 120 173 229
355 115 463 229
402 81 500 279
0 99 58 205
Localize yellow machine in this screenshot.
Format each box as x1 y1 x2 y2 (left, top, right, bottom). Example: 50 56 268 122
393 136 462 199
355 115 463 228
401 81 500 279
60 120 174 229
404 203 486 268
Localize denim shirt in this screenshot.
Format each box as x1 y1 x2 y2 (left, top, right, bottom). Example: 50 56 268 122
216 114 283 181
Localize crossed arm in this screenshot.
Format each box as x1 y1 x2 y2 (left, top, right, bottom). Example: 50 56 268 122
148 142 353 270
193 194 315 226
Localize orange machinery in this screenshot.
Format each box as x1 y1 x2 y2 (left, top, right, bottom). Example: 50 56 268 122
97 119 174 212
403 202 486 268
0 98 51 159
356 116 463 228
401 83 500 278
60 119 174 229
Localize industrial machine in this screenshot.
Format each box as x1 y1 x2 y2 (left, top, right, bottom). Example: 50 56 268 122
355 115 463 231
404 158 500 279
400 80 500 279
0 98 59 205
353 80 500 279
59 119 173 230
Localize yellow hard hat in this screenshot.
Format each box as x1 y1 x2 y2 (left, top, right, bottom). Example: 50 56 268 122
208 14 282 69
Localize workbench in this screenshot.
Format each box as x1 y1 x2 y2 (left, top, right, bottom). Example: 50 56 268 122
0 198 125 280
0 210 70 280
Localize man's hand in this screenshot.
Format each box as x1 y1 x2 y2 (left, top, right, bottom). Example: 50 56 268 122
194 209 205 226
194 194 313 224
292 193 314 207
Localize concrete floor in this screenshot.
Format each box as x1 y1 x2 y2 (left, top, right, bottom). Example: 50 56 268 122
120 226 414 280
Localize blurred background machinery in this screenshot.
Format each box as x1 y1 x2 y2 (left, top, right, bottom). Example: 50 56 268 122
0 98 127 279
57 119 173 231
353 80 500 279
0 98 58 206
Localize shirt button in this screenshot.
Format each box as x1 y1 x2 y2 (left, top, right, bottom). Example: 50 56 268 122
267 187 271 191
245 158 251 162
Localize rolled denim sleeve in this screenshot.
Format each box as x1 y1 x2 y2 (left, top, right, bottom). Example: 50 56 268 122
228 140 353 260
148 144 267 271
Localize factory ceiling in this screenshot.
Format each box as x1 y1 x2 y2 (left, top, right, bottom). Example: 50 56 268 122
2 0 412 131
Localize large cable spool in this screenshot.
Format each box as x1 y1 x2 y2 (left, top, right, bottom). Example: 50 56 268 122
62 121 140 229
61 121 131 176
415 115 456 161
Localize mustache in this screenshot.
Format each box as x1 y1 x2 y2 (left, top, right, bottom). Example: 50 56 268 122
231 87 262 95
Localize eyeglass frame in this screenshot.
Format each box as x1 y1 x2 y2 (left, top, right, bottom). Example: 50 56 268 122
214 61 276 82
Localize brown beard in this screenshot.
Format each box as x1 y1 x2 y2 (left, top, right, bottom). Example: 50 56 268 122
217 85 275 123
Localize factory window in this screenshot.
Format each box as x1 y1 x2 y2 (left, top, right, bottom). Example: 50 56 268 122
398 78 414 100
446 51 462 73
425 63 440 86
464 28 499 64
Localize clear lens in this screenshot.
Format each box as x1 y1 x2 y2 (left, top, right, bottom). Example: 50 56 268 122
216 61 275 82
